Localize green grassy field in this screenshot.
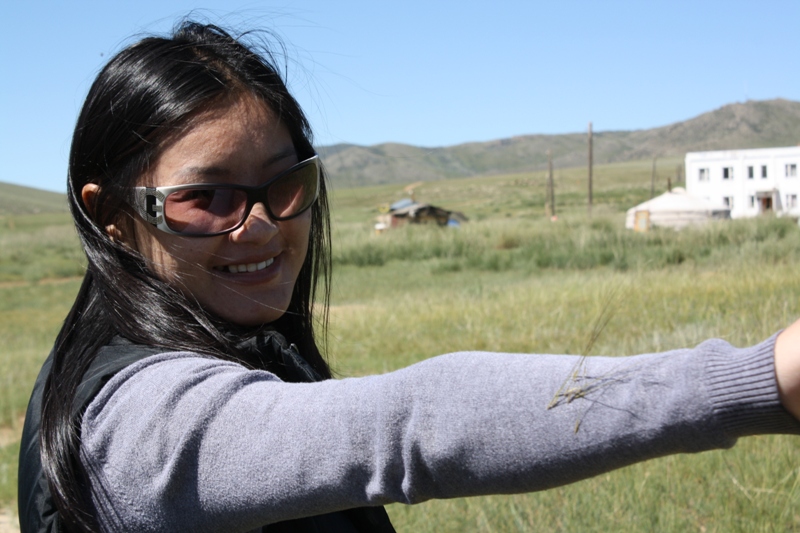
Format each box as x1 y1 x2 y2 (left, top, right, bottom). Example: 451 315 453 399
2 160 800 531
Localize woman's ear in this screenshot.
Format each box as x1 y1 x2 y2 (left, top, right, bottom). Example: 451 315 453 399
81 183 124 241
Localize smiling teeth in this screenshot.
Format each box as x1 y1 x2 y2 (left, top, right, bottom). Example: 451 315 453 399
224 258 274 273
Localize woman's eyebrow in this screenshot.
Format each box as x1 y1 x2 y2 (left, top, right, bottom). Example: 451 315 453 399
176 148 297 179
177 166 230 179
262 148 297 168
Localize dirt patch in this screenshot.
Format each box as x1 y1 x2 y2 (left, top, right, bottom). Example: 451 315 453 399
0 417 24 533
0 509 19 533
0 418 23 533
0 276 82 289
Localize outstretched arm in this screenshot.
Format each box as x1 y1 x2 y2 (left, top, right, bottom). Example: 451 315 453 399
81 336 800 532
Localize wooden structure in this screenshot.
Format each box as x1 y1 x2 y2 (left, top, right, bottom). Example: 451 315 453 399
376 199 468 230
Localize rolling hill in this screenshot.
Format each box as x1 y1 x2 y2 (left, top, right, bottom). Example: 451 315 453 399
0 181 68 215
317 98 800 187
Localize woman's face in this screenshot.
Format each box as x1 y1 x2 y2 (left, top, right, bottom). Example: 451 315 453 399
132 97 312 326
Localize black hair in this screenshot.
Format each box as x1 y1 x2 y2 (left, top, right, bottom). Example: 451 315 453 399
40 21 331 532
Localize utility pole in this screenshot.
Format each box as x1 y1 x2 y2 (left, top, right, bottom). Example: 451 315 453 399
650 157 657 199
547 149 556 219
587 121 593 217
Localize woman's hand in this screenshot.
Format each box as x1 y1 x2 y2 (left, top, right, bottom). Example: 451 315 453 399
774 319 800 420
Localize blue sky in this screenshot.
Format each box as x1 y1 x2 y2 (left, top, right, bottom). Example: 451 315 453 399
2 0 799 192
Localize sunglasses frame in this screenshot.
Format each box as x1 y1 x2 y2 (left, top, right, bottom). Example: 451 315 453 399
132 155 320 236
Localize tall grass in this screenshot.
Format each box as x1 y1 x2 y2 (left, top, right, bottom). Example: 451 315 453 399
332 215 800 274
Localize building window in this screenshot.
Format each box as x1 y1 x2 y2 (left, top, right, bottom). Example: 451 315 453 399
787 163 798 177
761 165 768 178
723 196 734 208
787 194 798 209
722 167 733 180
698 168 709 181
747 166 754 179
749 195 756 208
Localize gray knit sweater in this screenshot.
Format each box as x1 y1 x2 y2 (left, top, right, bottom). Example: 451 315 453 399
79 335 800 532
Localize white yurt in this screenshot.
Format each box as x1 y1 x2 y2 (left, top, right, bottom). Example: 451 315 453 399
625 187 730 231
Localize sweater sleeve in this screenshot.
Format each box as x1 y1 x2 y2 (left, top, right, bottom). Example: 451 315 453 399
79 335 800 533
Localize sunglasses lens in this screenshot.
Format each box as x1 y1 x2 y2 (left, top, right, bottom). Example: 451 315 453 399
155 157 319 235
163 188 247 234
267 159 319 220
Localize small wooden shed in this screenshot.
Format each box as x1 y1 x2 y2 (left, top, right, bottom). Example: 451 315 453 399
376 200 468 230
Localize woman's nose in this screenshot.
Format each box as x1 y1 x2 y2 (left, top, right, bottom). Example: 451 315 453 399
230 202 278 242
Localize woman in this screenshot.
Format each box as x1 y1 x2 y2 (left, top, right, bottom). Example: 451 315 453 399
18 21 800 533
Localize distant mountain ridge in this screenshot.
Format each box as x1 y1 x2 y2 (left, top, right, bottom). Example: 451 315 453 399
318 99 800 188
3 99 799 212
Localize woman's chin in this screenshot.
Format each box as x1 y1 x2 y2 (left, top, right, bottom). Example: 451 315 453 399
208 297 291 327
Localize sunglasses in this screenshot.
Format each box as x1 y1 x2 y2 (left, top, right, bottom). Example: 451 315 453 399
132 155 320 236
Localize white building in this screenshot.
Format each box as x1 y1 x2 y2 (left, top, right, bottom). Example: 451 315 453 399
685 146 800 218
